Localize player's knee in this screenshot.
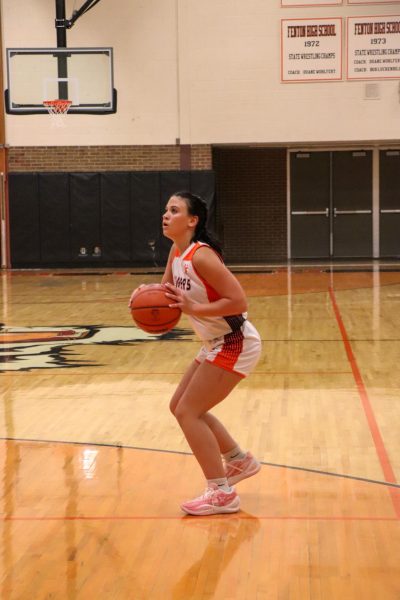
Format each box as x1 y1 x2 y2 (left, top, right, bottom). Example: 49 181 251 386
174 403 193 424
169 398 178 415
173 404 185 422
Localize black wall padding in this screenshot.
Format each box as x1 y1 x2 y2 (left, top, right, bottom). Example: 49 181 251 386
9 173 41 263
101 173 131 262
8 170 215 267
131 172 161 266
39 173 70 262
70 173 101 259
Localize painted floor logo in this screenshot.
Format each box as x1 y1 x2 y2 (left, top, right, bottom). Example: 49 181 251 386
0 325 190 372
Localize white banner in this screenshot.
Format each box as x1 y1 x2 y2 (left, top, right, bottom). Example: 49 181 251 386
347 16 400 79
281 19 342 82
282 0 342 6
348 0 398 5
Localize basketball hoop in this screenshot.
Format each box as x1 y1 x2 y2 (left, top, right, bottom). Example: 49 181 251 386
43 99 72 128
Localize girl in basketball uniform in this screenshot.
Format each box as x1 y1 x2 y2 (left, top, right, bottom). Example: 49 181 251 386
131 191 262 515
158 191 262 516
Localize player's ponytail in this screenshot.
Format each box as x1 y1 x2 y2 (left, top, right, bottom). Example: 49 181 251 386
174 191 223 256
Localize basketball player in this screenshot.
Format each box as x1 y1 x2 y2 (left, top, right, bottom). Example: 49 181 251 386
131 192 262 515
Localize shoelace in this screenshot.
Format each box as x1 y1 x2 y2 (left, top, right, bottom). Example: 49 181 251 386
226 462 243 474
202 486 217 499
196 486 226 503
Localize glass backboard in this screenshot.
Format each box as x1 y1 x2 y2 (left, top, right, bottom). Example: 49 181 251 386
5 47 116 114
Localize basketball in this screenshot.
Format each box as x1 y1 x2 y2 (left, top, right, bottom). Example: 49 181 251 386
129 284 181 334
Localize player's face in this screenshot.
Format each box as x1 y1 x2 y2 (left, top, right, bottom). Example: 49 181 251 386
162 196 197 240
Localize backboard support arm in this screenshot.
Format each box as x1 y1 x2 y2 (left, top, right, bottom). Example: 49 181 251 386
55 0 102 31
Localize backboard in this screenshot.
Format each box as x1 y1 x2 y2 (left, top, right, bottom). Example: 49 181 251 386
5 47 116 114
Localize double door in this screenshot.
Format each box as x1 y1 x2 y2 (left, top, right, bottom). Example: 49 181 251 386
290 150 373 259
380 150 400 257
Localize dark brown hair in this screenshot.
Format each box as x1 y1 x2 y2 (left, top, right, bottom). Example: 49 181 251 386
173 191 222 255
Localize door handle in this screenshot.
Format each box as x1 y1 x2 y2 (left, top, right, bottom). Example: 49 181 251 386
381 209 400 214
333 209 372 217
292 208 329 217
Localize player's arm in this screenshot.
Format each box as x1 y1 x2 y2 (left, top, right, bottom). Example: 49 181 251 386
161 243 176 285
165 246 247 317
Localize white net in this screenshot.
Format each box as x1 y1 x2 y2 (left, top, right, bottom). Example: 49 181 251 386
43 100 72 128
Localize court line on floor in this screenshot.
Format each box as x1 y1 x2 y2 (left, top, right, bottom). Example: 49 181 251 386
1 436 399 490
0 371 353 376
245 281 400 299
328 286 400 518
7 280 400 304
0 515 398 522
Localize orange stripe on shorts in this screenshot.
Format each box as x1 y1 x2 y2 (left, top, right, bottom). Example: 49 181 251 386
212 329 244 372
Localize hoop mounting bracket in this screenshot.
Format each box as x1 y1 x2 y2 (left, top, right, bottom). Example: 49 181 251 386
55 18 72 29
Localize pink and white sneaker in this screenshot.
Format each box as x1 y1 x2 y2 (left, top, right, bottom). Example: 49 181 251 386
225 452 261 486
180 483 240 516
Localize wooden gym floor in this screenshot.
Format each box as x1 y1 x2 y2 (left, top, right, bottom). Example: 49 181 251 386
1 265 400 599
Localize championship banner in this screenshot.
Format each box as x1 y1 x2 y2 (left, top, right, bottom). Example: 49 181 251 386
282 0 342 5
347 16 400 79
348 0 398 4
281 18 342 82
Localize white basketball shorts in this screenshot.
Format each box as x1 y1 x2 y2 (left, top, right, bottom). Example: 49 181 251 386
195 320 261 378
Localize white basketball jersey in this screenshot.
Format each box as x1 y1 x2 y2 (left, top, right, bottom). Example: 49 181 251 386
171 241 247 341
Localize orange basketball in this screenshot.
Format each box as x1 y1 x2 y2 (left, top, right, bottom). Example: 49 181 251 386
129 284 181 334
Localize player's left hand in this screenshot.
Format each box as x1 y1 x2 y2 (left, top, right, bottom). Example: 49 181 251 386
128 284 145 308
164 282 195 314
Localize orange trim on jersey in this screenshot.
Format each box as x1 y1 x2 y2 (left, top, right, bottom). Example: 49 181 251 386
184 242 201 261
185 242 223 263
174 242 201 259
186 242 222 302
196 271 221 302
173 241 199 260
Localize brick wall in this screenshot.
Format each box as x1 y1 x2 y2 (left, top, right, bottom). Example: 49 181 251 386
213 147 287 262
191 145 212 170
8 144 212 172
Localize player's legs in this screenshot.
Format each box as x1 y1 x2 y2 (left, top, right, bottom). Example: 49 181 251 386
201 412 239 454
172 360 242 480
169 360 239 455
169 360 199 416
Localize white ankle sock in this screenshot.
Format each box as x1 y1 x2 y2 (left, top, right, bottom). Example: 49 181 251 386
207 477 231 492
223 446 246 462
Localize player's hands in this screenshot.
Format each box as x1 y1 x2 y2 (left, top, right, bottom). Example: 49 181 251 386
128 284 145 308
164 282 195 314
